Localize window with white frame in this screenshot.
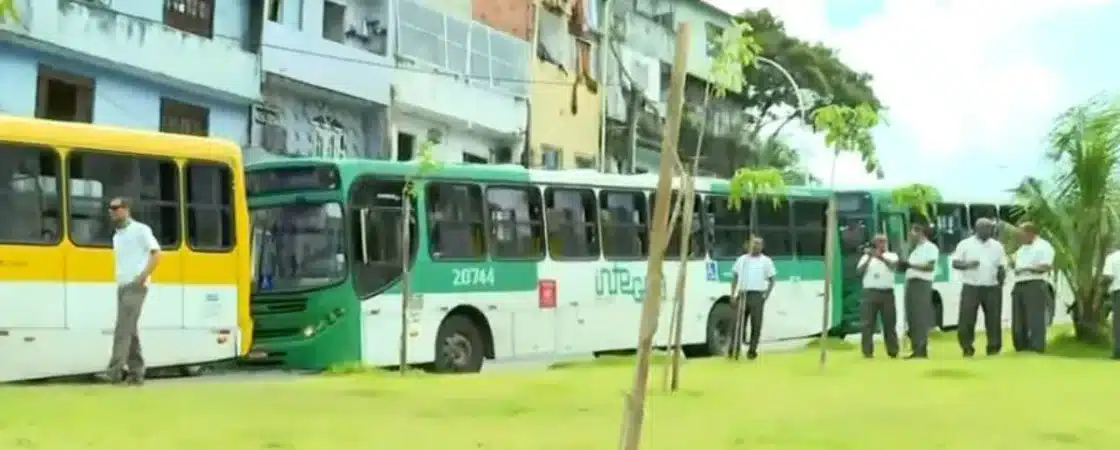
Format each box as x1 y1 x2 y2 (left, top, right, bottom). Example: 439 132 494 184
396 0 529 97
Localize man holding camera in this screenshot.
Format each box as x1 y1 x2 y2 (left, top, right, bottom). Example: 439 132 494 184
857 234 900 359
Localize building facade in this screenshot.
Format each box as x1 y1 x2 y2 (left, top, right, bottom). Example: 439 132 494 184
252 0 393 163
0 0 260 143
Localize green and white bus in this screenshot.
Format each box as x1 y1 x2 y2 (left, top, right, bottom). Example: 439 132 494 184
241 158 862 372
241 158 1070 372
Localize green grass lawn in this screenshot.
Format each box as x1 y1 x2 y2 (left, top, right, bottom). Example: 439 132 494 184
2 330 1118 449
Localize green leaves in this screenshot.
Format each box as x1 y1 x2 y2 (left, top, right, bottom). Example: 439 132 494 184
1012 95 1120 340
0 0 19 24
889 183 940 220
708 20 763 99
813 103 881 175
727 167 787 210
402 139 441 198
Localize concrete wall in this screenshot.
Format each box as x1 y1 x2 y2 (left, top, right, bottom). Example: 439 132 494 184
0 0 260 101
0 43 249 145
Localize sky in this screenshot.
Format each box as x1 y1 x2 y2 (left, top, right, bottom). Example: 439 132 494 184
706 0 1120 198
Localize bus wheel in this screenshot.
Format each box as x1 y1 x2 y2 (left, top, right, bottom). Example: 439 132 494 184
932 301 946 331
433 314 484 374
179 365 205 377
705 302 735 356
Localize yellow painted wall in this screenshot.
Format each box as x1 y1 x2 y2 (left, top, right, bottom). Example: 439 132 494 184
528 61 601 169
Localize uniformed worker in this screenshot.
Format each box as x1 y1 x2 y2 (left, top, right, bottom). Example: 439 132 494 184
1010 222 1054 353
952 218 1007 356
902 223 938 358
857 234 900 359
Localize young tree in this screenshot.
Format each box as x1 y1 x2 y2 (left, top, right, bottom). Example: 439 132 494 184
1009 96 1120 343
0 0 18 24
811 103 880 368
889 183 942 254
397 138 439 374
662 20 760 391
725 167 787 359
618 22 690 450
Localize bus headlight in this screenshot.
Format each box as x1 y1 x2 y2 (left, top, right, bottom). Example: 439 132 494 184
301 325 315 337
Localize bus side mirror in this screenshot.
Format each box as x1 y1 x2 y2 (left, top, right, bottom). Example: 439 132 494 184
358 208 371 264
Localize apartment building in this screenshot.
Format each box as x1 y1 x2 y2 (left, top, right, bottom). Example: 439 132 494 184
0 0 260 141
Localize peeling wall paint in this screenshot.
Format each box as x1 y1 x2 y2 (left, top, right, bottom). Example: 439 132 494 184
249 88 386 163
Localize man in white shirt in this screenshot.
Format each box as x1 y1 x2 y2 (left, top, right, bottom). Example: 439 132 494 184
730 236 776 360
901 223 938 358
857 234 900 359
1101 244 1120 359
1010 222 1054 353
951 218 1007 357
105 197 161 385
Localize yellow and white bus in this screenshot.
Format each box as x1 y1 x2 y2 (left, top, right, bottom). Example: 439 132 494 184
0 116 251 382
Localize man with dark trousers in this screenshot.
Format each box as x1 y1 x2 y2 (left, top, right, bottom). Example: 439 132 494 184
902 223 938 358
857 234 900 359
730 236 776 360
1011 222 1054 353
952 218 1007 356
1101 243 1120 359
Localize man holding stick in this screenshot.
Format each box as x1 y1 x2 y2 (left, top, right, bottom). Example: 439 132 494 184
729 236 776 360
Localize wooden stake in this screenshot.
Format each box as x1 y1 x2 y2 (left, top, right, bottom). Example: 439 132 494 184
618 22 690 450
667 179 695 391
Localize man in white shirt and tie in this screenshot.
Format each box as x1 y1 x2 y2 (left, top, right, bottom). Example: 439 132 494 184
951 218 1007 357
901 223 938 358
730 236 776 360
1100 243 1120 359
857 234 900 359
1011 222 1054 353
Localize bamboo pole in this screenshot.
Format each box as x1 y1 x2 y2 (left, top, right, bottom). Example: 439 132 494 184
618 22 690 450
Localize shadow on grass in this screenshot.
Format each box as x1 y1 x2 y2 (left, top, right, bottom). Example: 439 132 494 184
805 337 856 351
324 361 429 377
1042 331 1114 361
548 352 674 370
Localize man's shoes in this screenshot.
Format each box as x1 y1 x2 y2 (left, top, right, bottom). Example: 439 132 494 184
904 354 928 360
125 377 145 387
986 349 1001 356
962 348 975 358
746 352 758 360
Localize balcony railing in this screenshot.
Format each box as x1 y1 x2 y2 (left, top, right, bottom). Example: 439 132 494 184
395 0 529 98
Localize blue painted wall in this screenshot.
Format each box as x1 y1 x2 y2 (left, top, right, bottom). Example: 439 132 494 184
0 43 249 145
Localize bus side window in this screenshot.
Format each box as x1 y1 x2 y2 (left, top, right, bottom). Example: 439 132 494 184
968 203 997 227
708 195 748 260
0 143 62 244
791 198 825 258
757 196 793 257
486 185 544 259
599 190 647 260
185 161 234 250
427 182 486 260
68 151 179 248
934 202 967 253
651 191 704 259
545 187 599 259
350 179 413 297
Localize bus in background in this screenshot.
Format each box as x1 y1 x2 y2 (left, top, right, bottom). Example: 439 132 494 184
833 189 1070 336
0 116 251 383
243 158 850 373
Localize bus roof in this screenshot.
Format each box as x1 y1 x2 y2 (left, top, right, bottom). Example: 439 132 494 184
0 115 242 162
249 158 836 198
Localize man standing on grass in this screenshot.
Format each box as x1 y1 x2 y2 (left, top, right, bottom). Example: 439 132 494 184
1010 222 1054 353
901 223 938 359
730 236 776 360
1100 243 1120 359
104 197 161 385
952 218 1007 357
857 234 900 359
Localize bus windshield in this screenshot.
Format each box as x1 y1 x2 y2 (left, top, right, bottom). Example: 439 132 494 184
251 202 346 293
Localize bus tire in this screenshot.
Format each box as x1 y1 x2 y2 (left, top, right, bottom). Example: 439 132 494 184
433 314 485 374
932 298 946 331
704 301 735 357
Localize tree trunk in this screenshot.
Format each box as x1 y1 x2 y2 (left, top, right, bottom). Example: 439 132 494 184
663 177 696 392
399 192 412 374
618 22 690 450
1073 291 1109 344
